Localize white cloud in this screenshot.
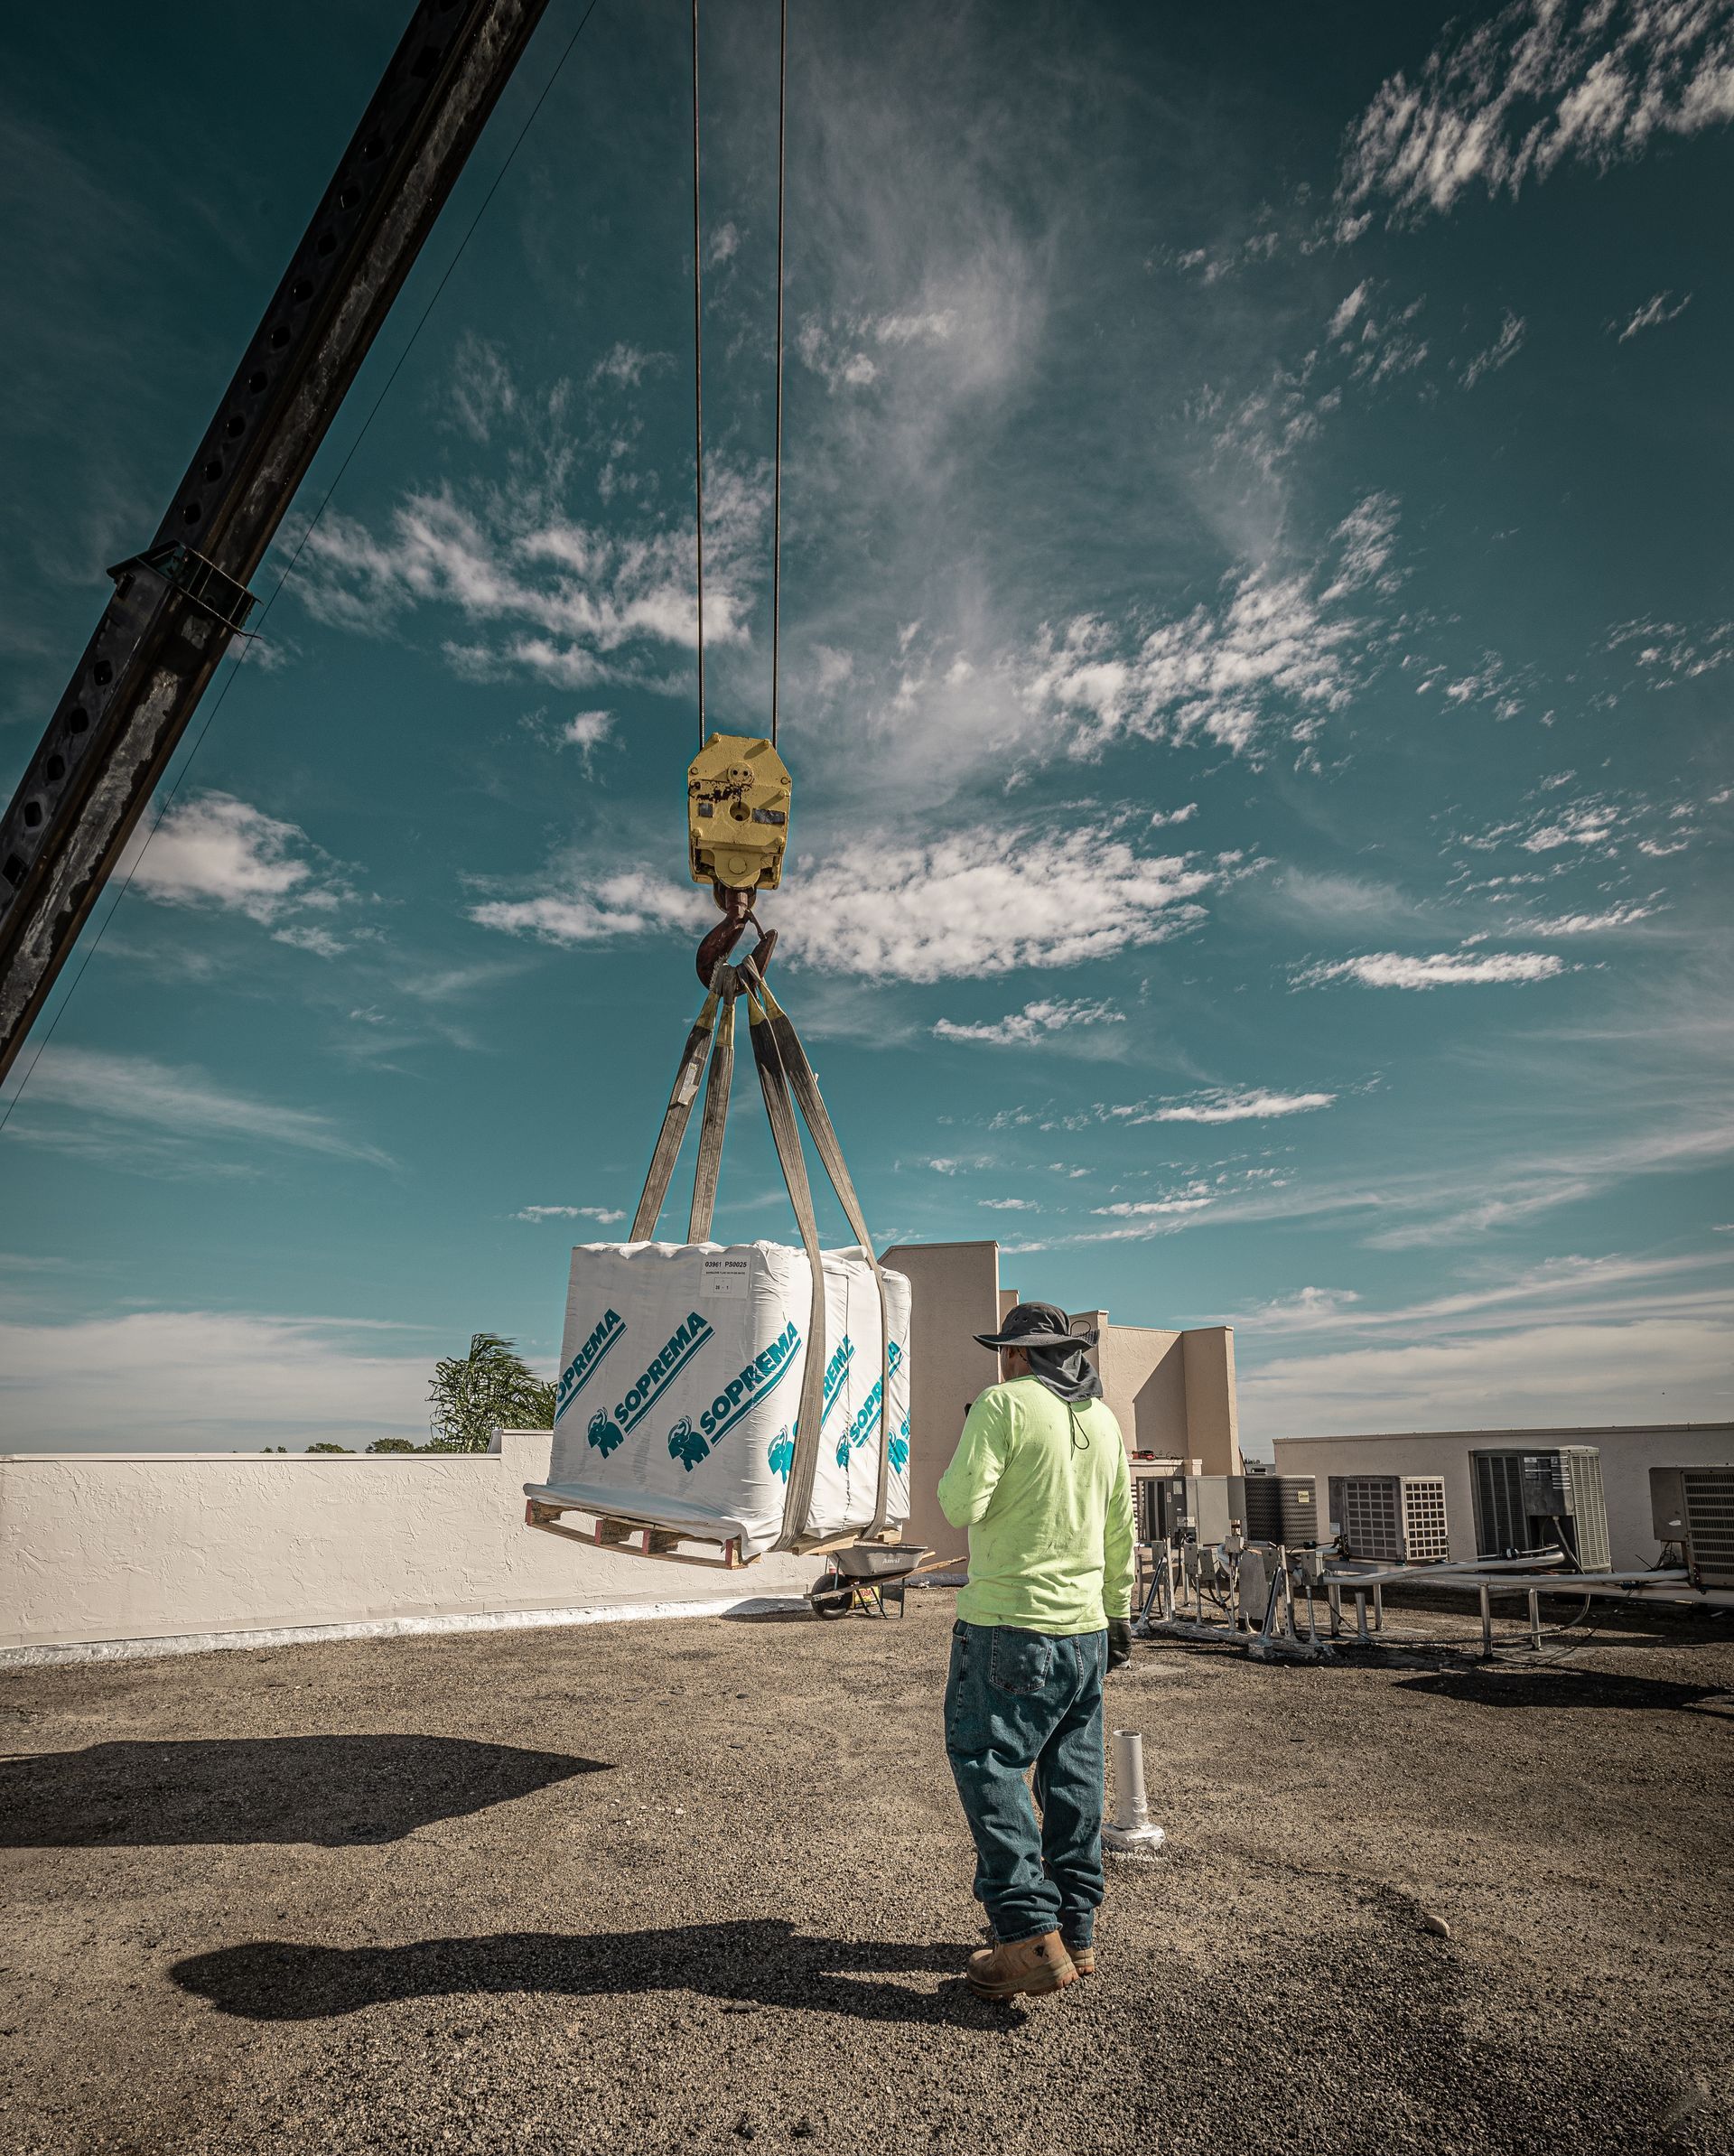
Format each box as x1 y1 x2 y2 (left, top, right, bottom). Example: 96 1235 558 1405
271 925 348 958
450 333 516 443
979 1198 1039 1211
1611 289 1692 340
469 870 708 947
1607 615 1732 682
1326 282 1370 339
1142 1086 1337 1124
1512 901 1660 934
1093 1190 1216 1220
0 1309 434 1451
515 1204 626 1224
1150 802 1198 828
778 826 1215 981
1024 535 1375 761
126 792 336 929
590 341 671 388
1296 950 1567 989
1336 0 1734 230
7 1048 392 1168
932 997 1124 1046
1460 309 1526 387
295 462 768 687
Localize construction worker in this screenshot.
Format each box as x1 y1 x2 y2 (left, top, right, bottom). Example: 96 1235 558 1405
937 1301 1135 2001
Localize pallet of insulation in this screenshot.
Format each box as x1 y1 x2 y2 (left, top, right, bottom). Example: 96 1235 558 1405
523 1240 912 1560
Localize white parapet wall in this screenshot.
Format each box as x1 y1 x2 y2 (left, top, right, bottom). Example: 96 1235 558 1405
0 1431 818 1664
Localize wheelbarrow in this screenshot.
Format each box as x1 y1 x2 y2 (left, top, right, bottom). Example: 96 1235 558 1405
806 1543 947 1620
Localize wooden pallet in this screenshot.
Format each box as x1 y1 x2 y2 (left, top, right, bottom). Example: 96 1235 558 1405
524 1499 908 1570
525 1498 747 1570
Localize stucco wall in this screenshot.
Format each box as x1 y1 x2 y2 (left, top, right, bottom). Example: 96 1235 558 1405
881 1240 1002 1559
1272 1423 1734 1573
0 1430 818 1655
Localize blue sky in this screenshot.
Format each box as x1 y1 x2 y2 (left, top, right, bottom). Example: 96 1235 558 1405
2 0 1729 1453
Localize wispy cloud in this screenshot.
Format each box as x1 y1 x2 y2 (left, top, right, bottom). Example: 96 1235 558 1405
515 1203 626 1224
469 870 707 947
1335 0 1734 233
782 826 1214 981
979 1197 1040 1211
1134 1086 1337 1125
1460 309 1526 387
932 997 1124 1047
1295 950 1566 989
1610 289 1693 340
6 1048 393 1169
121 792 360 954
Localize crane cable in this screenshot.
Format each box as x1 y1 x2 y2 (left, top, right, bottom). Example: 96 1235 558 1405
692 0 789 749
691 0 706 745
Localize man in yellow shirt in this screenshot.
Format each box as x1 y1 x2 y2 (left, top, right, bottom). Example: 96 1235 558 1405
937 1302 1135 2000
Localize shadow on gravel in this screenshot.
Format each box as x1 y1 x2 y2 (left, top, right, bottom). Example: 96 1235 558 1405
172 1921 1010 2027
0 1736 611 1847
1394 1667 1734 1715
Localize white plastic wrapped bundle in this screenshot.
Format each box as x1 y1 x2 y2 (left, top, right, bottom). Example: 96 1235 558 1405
527 1241 911 1559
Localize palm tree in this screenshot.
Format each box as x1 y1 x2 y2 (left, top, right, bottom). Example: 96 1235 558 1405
427 1333 556 1452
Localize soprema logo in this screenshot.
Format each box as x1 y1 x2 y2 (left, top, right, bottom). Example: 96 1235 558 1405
554 1308 627 1423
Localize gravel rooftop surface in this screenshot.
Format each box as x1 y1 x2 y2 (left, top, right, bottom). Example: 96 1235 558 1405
2 1590 1731 2156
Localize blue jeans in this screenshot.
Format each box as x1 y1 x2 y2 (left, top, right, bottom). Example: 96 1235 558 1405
943 1619 1107 1947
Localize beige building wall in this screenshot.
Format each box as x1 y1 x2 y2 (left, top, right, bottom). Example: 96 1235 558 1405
884 1241 1243 1552
1272 1422 1734 1573
883 1241 1003 1558
0 1430 818 1658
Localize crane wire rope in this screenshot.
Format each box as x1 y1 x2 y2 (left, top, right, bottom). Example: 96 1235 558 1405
770 0 788 747
0 0 604 1141
691 0 789 749
692 0 707 745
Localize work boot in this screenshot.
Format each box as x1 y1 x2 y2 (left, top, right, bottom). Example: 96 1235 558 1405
965 1930 1077 1999
1061 1936 1096 1976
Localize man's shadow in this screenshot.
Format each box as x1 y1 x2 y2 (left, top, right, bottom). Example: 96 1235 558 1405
0 1735 610 1847
173 1920 1001 2028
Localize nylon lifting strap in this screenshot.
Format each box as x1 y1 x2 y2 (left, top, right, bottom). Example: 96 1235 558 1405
741 964 897 1537
686 968 736 1242
741 978 830 1545
629 966 894 1552
629 963 730 1242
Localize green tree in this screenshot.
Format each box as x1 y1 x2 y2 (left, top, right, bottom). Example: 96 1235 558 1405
306 1442 354 1454
367 1437 424 1455
427 1333 556 1453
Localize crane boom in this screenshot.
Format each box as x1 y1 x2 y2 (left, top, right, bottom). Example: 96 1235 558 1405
0 0 555 1086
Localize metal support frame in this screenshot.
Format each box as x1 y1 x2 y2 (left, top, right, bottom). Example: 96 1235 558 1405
0 0 555 1084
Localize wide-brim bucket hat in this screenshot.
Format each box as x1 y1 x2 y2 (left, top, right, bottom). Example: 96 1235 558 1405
974 1300 1096 1352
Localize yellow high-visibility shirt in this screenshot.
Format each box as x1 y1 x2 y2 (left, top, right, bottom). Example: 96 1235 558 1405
937 1377 1135 1633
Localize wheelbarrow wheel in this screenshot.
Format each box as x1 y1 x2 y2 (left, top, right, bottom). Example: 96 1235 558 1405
810 1569 853 1619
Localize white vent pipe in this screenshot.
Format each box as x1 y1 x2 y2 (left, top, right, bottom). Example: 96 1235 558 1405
1103 1729 1166 1858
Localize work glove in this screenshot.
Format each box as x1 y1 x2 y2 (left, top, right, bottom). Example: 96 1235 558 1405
1106 1619 1133 1671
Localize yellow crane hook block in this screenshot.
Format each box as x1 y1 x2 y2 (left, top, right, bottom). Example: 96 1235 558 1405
687 733 791 893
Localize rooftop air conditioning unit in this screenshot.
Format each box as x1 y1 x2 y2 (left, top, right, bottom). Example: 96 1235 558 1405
1650 1465 1734 1589
1243 1473 1322 1547
1154 1473 1246 1544
1471 1446 1610 1572
1329 1474 1450 1564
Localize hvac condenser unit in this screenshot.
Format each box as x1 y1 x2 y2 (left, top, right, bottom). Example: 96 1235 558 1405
1328 1474 1450 1563
1650 1464 1734 1588
1471 1446 1611 1572
1147 1473 1246 1543
1242 1473 1323 1547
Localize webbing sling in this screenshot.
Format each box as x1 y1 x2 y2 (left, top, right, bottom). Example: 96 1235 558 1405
686 971 736 1242
742 977 830 1547
741 966 897 1536
629 964 730 1242
626 964 894 1552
